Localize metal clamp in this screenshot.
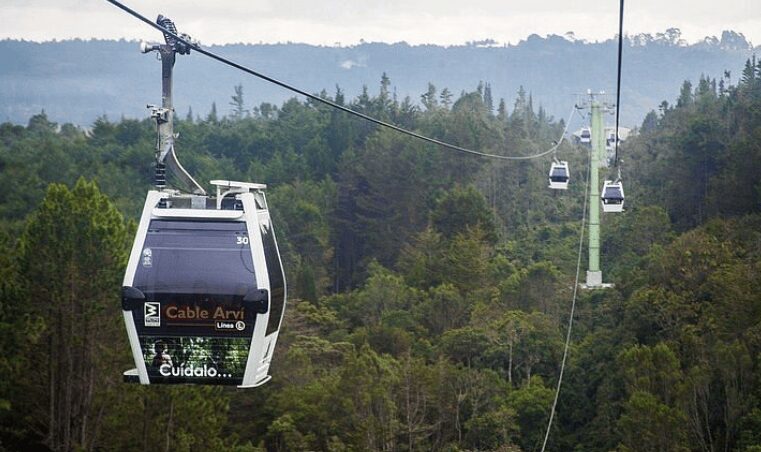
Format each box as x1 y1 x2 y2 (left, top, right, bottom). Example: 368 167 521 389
147 105 171 124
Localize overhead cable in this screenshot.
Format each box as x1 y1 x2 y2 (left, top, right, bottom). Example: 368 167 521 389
541 2 627 448
614 0 625 165
105 0 577 162
539 127 591 452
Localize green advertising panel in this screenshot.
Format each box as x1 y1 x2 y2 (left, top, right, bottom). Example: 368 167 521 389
141 336 250 384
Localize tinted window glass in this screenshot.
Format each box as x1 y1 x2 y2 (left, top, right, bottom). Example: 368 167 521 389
134 220 255 296
605 187 623 199
260 213 286 336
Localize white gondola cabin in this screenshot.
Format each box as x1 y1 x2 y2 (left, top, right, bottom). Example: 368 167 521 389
548 161 570 190
121 181 286 387
601 180 625 213
579 127 591 144
120 15 288 388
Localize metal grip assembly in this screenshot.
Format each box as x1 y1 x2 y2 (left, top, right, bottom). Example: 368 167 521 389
157 15 192 55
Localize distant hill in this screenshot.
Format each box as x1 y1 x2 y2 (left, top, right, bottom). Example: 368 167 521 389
0 30 754 127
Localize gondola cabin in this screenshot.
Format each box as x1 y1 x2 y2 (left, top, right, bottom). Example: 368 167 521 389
548 161 570 190
579 127 591 144
601 180 625 213
121 180 286 387
606 132 617 152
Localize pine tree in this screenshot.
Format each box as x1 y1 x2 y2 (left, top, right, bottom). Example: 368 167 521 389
483 82 494 114
335 84 345 106
497 98 507 121
676 80 693 108
207 102 218 123
421 83 438 111
229 84 248 120
440 88 453 109
741 57 756 85
17 179 129 451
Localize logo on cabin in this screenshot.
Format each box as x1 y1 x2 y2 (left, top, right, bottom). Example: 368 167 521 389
214 320 246 331
144 302 160 327
216 321 236 330
163 305 247 333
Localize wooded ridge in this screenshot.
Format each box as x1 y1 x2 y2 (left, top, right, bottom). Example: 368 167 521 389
0 57 760 450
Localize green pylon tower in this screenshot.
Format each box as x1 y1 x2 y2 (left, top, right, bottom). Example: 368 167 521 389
584 93 611 288
586 98 603 286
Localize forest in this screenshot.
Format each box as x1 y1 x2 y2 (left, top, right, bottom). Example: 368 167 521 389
0 30 753 126
0 59 760 451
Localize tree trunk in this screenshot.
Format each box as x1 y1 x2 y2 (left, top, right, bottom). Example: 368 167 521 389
63 276 75 452
406 363 413 452
81 324 95 448
47 331 56 449
165 396 174 452
142 395 149 452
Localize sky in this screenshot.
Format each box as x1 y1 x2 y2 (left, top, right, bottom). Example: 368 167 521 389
1 0 760 46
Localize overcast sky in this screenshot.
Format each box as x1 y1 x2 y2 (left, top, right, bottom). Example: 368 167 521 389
2 0 759 46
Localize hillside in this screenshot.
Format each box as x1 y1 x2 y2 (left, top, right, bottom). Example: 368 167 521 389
0 29 754 127
1 49 761 450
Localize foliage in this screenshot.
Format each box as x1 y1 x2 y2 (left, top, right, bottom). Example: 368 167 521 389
1 67 761 451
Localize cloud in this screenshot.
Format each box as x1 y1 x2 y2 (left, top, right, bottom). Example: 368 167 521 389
339 59 365 70
1 0 760 46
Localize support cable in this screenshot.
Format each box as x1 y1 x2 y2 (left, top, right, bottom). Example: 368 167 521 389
105 0 575 162
613 0 625 165
539 133 592 452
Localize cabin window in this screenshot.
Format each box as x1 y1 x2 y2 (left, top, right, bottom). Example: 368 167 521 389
134 220 255 297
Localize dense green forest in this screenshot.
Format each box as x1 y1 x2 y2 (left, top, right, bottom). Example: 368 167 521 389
0 61 760 451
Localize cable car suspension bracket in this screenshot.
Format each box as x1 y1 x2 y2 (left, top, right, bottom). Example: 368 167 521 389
141 15 206 196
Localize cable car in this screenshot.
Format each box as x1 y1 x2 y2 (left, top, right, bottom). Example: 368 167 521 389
606 132 616 152
121 16 286 387
601 180 625 212
122 181 286 387
548 161 570 190
579 127 591 144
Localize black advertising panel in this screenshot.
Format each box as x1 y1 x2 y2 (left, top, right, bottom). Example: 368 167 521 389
132 220 257 385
